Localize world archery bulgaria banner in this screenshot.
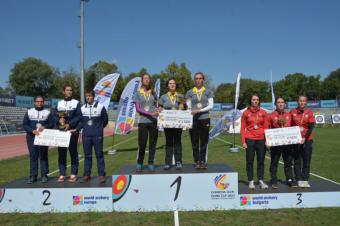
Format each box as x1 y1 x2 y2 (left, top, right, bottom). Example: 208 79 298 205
94 73 120 109
115 77 142 135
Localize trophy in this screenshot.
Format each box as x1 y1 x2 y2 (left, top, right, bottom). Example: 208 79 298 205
178 96 186 110
58 112 68 130
278 119 286 128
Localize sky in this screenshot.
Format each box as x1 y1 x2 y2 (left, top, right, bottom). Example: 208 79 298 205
1 0 340 88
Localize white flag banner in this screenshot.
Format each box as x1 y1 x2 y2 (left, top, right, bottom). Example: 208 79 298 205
154 79 161 99
270 71 276 111
93 73 120 110
234 72 241 111
115 77 142 135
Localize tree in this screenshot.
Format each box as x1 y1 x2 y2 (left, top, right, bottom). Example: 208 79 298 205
9 57 58 97
322 68 340 99
274 73 322 101
214 83 234 103
85 60 124 101
53 68 81 100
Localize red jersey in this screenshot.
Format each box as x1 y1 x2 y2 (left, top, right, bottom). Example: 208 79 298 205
290 107 315 140
268 110 292 128
241 107 269 144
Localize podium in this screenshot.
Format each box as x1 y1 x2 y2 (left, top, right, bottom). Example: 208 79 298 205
1 164 340 213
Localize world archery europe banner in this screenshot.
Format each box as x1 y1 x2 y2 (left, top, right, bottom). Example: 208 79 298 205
115 77 142 135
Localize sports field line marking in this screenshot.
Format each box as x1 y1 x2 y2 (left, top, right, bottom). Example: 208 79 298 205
47 135 137 176
215 137 340 186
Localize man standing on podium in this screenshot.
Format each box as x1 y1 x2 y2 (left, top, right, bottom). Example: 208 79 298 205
74 90 108 183
23 96 54 184
55 85 82 183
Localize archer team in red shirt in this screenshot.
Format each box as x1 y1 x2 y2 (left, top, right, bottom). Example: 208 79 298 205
241 94 315 189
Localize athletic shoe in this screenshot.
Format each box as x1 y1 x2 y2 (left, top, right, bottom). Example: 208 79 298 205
248 180 255 189
194 161 201 169
82 176 91 183
41 175 48 183
68 175 77 183
27 176 37 184
136 164 143 172
297 180 305 188
287 179 294 187
200 162 208 169
163 164 171 170
175 162 183 170
57 175 65 183
304 181 311 188
271 183 279 189
99 176 106 183
259 180 269 189
148 164 155 171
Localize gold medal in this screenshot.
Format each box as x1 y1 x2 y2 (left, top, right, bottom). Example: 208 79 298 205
36 123 42 129
168 92 177 110
171 106 176 110
193 86 205 110
300 126 304 132
197 103 202 109
144 105 150 111
254 123 258 130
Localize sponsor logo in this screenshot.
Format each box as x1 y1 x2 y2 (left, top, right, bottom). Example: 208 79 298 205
240 195 278 206
214 174 228 190
72 194 110 206
240 196 251 206
211 174 235 200
112 175 132 203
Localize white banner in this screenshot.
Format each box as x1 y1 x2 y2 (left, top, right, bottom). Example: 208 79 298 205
270 71 276 111
0 188 112 213
157 110 193 130
112 172 238 211
332 114 340 124
94 73 120 110
234 72 241 111
115 77 142 135
265 126 302 147
34 129 71 147
315 115 325 124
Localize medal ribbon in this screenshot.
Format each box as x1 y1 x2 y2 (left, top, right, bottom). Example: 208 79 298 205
140 88 151 105
167 92 177 108
193 86 206 102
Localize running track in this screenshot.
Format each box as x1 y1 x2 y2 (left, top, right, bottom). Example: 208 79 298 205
0 128 115 160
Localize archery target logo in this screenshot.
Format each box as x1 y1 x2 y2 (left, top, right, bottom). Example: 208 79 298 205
112 175 132 202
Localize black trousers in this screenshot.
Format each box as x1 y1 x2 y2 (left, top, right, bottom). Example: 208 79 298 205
269 145 294 184
293 140 313 181
189 118 210 163
164 128 182 165
58 133 79 176
245 139 266 181
137 122 158 164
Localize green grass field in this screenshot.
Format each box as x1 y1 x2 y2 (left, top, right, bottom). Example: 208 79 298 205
1 127 340 225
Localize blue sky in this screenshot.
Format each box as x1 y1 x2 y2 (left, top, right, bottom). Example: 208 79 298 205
1 0 340 88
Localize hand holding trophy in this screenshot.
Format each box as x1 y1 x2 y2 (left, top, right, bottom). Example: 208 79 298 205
58 112 68 131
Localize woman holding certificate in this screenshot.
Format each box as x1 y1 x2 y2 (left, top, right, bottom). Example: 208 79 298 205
290 95 315 188
268 97 294 189
159 78 185 170
241 94 269 189
186 72 214 169
135 73 159 172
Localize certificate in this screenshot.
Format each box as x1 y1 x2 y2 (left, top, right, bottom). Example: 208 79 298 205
265 126 302 147
158 110 193 129
34 129 71 148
